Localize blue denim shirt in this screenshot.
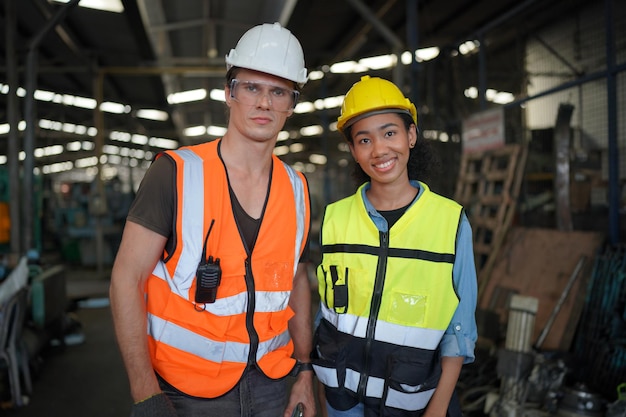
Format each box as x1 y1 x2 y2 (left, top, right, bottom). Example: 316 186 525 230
360 181 477 363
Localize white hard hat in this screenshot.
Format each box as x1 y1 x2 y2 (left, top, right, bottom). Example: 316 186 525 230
225 22 308 86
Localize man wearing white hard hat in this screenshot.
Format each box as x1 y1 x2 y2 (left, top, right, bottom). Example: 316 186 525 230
110 22 315 417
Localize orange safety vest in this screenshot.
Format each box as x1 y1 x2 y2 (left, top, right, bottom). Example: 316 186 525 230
145 139 310 398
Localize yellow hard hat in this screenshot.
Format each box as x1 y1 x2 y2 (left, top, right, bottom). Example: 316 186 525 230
336 75 417 132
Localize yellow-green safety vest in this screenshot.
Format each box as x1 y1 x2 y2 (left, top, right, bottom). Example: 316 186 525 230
313 182 462 414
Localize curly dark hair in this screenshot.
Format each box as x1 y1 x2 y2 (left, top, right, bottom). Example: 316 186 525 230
342 112 441 187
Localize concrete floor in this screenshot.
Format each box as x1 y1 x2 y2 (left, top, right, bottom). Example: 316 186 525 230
1 266 132 416
3 304 133 417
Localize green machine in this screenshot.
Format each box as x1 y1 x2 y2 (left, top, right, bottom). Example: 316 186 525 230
0 166 43 256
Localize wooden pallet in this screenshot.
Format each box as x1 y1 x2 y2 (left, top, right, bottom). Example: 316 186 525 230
454 143 528 300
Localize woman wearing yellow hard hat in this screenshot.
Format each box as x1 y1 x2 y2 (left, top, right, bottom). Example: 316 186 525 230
311 75 478 417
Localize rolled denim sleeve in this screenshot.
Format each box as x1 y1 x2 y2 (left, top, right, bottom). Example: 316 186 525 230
440 212 478 364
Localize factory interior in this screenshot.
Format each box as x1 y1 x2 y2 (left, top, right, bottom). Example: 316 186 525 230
0 0 625 416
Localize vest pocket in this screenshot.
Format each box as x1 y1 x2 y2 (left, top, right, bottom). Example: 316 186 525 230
380 352 441 414
311 319 349 386
385 350 441 390
385 291 427 327
312 321 360 411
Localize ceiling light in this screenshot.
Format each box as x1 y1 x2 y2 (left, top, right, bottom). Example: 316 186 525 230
73 96 97 109
459 40 480 55
401 47 441 64
49 0 124 13
184 126 206 137
131 134 148 145
330 61 368 74
100 101 128 114
314 96 343 110
294 102 315 114
42 161 73 174
149 138 178 149
62 123 76 133
34 90 55 101
110 131 131 142
34 145 64 158
39 119 63 131
168 89 207 104
290 143 304 153
207 125 227 136
464 87 478 99
486 89 515 104
136 109 169 121
129 149 145 159
464 86 514 104
107 155 122 164
309 154 327 165
102 145 120 155
75 156 99 168
416 47 440 62
308 71 324 81
273 145 290 156
210 89 226 102
359 55 397 70
300 125 323 137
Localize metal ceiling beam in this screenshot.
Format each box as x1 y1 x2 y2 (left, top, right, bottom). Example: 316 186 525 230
332 0 399 63
33 0 82 55
343 0 405 85
147 17 251 33
278 0 298 26
136 0 188 143
344 0 403 50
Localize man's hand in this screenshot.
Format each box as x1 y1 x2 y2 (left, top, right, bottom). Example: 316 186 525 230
284 371 316 417
130 392 178 417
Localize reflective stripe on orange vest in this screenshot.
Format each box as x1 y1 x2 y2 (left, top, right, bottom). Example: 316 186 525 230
148 313 291 362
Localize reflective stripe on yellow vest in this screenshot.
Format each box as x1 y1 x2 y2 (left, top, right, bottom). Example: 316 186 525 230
146 140 310 398
314 182 461 412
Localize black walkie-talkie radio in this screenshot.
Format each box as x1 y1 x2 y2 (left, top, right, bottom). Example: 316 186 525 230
195 219 221 304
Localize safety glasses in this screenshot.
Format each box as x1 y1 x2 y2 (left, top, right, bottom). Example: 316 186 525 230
229 79 299 112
